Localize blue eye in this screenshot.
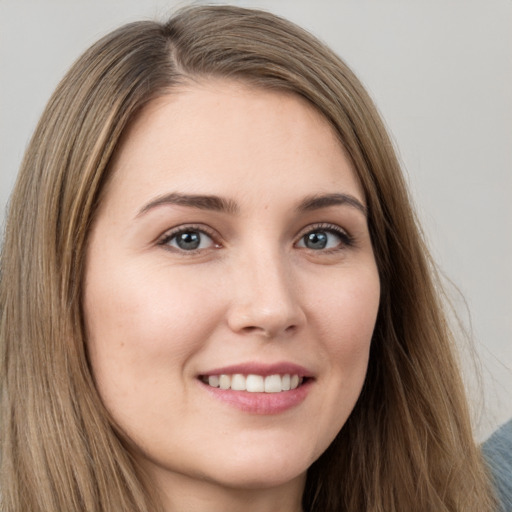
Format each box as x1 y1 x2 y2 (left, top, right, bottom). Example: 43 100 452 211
161 228 216 251
296 226 351 251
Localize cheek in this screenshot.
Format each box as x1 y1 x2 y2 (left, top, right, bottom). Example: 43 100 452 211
308 267 379 430
316 266 380 356
83 263 227 450
83 261 222 400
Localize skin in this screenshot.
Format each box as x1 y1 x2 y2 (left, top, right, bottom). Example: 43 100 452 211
83 80 381 512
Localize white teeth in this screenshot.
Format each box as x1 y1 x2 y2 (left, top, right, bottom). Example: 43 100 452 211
246 374 264 392
219 374 231 390
230 374 246 391
208 375 220 388
204 373 304 392
264 374 282 393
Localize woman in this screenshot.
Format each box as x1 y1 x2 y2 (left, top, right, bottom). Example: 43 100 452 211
0 5 496 511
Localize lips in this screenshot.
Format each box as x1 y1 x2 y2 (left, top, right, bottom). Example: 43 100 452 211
197 362 313 414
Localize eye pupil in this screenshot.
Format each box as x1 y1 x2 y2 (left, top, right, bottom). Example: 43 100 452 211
176 231 201 250
305 231 328 249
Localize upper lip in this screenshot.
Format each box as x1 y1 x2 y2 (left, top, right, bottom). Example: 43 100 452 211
198 361 313 378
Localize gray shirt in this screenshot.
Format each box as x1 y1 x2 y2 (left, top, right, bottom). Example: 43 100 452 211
483 419 512 512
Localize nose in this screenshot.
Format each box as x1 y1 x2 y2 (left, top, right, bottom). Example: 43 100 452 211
226 251 306 339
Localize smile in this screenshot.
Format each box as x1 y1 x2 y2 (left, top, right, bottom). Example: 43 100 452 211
201 374 304 393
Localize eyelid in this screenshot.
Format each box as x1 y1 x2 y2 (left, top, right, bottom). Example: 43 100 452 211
157 223 222 251
294 222 354 249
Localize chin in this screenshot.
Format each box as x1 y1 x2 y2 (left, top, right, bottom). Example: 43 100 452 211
201 446 314 490
205 465 307 492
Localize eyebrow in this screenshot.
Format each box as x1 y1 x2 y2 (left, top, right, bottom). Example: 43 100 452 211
137 193 239 217
137 191 366 218
297 193 367 216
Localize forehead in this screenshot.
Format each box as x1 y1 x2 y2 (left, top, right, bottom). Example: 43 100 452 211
105 80 363 210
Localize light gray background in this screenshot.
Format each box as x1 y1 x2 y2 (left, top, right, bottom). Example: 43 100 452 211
1 0 511 439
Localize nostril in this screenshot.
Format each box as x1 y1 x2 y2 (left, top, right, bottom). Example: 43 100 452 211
240 324 297 337
242 325 276 337
242 326 260 334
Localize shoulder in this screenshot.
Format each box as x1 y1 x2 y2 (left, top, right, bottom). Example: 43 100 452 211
482 419 512 512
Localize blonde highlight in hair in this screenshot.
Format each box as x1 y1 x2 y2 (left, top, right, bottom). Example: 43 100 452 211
0 5 494 511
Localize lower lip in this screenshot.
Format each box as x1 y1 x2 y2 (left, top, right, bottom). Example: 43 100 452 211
199 379 313 414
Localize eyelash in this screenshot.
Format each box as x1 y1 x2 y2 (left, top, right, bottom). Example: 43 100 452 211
157 224 220 253
157 222 354 254
295 223 355 252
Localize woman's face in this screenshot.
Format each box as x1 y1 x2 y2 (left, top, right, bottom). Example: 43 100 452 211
83 81 380 497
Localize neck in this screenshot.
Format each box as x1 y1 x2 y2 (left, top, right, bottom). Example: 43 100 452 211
150 468 306 512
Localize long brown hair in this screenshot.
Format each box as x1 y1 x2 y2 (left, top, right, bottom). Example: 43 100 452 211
0 5 494 511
